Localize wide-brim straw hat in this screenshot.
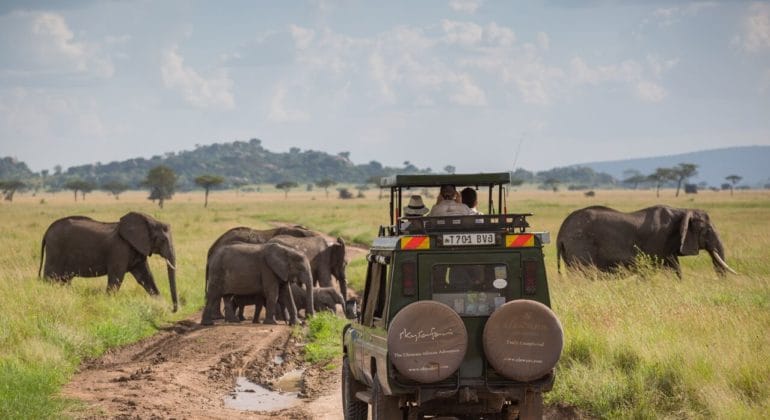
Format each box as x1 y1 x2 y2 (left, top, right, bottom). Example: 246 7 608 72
404 195 429 216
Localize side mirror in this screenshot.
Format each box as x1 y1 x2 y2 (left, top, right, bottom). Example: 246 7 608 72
344 299 359 320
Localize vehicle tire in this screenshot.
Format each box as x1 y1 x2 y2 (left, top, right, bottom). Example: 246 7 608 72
483 299 563 382
342 356 367 420
387 301 468 383
372 377 403 420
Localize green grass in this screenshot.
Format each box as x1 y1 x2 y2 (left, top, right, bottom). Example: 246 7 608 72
1 188 769 418
303 311 349 366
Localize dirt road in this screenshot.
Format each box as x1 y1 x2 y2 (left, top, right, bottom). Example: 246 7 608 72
62 225 364 419
62 313 344 419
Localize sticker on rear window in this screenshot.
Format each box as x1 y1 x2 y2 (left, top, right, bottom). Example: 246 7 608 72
493 278 507 289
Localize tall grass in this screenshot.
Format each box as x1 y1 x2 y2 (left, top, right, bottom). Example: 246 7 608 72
0 188 768 418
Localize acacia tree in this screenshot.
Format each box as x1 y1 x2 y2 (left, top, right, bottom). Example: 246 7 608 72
64 179 95 201
725 174 742 196
444 165 456 174
143 165 177 208
0 180 26 202
316 179 337 198
101 180 129 200
648 167 676 198
194 174 224 208
673 163 698 197
276 181 298 199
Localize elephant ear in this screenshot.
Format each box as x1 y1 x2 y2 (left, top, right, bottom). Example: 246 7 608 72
333 237 347 263
679 211 699 256
119 212 152 257
265 244 291 283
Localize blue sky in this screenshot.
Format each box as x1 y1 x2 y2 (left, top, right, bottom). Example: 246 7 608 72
0 0 768 173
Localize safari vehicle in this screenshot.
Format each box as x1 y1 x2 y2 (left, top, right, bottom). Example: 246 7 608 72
342 173 564 420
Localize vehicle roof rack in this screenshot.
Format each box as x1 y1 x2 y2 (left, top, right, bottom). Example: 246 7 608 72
380 172 511 188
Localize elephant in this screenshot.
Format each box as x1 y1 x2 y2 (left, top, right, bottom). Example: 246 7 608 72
38 212 178 311
556 205 737 277
232 284 345 322
205 225 318 319
267 235 348 300
202 242 314 326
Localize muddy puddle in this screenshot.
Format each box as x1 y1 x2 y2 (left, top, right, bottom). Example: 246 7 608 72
225 368 306 412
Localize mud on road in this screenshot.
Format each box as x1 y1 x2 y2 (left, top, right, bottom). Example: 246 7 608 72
62 314 344 419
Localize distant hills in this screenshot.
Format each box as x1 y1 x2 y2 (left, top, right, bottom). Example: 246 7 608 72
573 145 770 188
1 141 767 191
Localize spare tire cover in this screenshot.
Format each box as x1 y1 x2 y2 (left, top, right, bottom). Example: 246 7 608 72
483 299 563 382
387 301 468 383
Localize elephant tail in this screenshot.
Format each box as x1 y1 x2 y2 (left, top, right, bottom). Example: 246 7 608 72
556 240 563 275
38 236 46 278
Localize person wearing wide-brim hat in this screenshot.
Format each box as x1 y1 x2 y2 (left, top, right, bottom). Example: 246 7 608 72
404 195 429 216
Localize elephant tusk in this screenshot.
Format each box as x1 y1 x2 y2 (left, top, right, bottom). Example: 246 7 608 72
710 250 737 275
166 260 176 270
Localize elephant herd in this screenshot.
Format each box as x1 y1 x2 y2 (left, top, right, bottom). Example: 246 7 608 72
38 213 348 325
36 204 737 321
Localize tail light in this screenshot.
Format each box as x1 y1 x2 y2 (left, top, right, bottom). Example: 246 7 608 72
523 260 537 295
402 262 416 296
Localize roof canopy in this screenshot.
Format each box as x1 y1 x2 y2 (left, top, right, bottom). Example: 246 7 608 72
380 172 511 188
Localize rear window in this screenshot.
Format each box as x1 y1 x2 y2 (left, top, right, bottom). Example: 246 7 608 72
431 263 509 316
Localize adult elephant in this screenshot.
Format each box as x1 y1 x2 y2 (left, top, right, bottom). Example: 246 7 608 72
268 235 348 300
205 225 318 319
556 205 737 277
202 242 314 325
38 212 178 312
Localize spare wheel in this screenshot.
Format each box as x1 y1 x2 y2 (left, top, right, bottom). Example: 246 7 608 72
483 299 563 382
387 301 468 383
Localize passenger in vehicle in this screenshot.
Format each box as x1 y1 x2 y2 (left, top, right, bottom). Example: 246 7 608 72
401 195 429 231
428 185 472 216
461 187 483 215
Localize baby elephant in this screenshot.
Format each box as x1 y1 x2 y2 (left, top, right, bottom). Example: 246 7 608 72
309 286 345 313
233 284 345 322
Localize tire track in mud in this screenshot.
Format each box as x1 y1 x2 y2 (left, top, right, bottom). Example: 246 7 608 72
62 314 344 419
61 222 364 419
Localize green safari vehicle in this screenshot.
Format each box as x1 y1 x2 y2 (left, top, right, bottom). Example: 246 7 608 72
342 173 563 420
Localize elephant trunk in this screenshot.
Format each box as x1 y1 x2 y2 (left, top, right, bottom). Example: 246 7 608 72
163 247 179 312
709 248 737 276
302 264 315 317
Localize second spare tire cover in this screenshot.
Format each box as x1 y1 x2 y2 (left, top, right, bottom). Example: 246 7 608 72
483 299 563 382
387 301 468 383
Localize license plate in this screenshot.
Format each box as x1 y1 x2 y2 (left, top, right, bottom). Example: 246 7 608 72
442 233 495 246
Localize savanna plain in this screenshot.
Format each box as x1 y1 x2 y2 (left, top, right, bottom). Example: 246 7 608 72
1 187 768 419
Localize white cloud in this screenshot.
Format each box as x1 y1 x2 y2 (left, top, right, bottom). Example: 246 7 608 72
646 54 679 78
442 20 484 46
536 32 550 51
486 23 516 47
268 84 309 123
449 0 483 14
651 2 718 27
289 24 315 50
570 56 670 102
160 46 235 109
737 3 770 52
0 11 115 78
0 87 109 143
449 74 487 106
635 81 668 102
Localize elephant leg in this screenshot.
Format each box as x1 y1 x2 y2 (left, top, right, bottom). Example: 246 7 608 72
223 295 240 323
129 261 160 296
263 280 280 324
279 284 298 326
201 294 222 325
106 267 127 293
663 256 682 279
252 295 265 323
